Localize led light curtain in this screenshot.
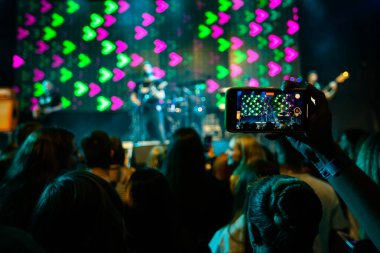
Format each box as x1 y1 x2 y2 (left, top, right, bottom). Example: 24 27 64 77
13 0 300 112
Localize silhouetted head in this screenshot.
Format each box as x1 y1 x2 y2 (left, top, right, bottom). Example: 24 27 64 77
5 127 77 184
81 130 112 169
163 128 205 191
247 175 322 253
14 121 43 147
31 170 126 253
125 169 171 210
232 160 279 220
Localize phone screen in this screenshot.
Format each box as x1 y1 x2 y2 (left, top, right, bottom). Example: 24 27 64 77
226 88 308 132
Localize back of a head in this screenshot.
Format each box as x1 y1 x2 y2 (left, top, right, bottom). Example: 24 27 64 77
30 170 126 253
81 130 112 169
163 128 205 188
356 133 380 185
232 160 279 220
127 169 171 210
5 127 76 184
275 139 304 171
14 122 43 147
0 127 76 229
247 175 322 253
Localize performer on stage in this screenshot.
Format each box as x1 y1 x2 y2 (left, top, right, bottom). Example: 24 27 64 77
130 61 167 143
306 70 338 100
32 80 62 119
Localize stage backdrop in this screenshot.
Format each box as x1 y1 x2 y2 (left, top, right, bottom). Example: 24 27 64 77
13 0 300 112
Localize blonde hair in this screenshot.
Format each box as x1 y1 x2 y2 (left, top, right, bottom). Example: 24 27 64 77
231 134 267 174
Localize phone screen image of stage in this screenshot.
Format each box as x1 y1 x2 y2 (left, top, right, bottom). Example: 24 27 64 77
236 90 304 131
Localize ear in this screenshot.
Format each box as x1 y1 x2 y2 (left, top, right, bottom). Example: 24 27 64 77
248 222 263 246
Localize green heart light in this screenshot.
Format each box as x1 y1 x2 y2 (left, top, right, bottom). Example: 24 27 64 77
117 54 131 68
97 96 111 111
218 0 232 12
217 38 231 52
82 26 97 41
198 24 211 39
205 11 218 25
233 50 247 64
101 40 116 55
104 0 118 14
90 13 104 28
62 40 77 55
61 97 71 109
74 81 89 97
33 83 44 97
43 27 57 41
52 13 65 27
216 65 230 79
60 67 73 83
99 67 113 83
67 0 80 14
78 53 92 68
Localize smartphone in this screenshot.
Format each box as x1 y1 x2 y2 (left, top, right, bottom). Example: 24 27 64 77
203 135 213 152
225 87 309 133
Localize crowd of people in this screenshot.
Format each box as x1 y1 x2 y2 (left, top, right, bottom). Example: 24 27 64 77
0 84 379 253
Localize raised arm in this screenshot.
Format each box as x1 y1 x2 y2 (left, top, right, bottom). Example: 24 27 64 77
287 84 380 249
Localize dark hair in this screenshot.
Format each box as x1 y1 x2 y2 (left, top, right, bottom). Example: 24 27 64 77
356 133 380 185
163 128 205 192
30 170 127 253
232 160 279 220
110 137 125 166
127 169 171 209
247 175 322 253
81 130 112 169
125 169 181 252
14 121 43 147
0 127 76 229
5 127 75 183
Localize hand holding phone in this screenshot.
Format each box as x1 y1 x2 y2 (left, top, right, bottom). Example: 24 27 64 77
225 87 309 133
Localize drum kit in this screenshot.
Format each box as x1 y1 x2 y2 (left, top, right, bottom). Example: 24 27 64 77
163 80 206 135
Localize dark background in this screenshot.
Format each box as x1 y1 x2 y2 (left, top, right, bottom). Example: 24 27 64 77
1 0 380 141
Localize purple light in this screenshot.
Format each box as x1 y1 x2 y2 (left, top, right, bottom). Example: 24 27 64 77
268 61 282 77
168 52 183 67
33 68 45 82
284 47 298 62
153 39 167 54
269 0 282 9
118 0 130 13
230 63 242 77
127 81 136 90
142 13 155 26
268 34 283 49
153 66 166 79
13 55 25 69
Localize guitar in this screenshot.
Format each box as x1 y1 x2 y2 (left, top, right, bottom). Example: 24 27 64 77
139 80 168 103
323 71 349 100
